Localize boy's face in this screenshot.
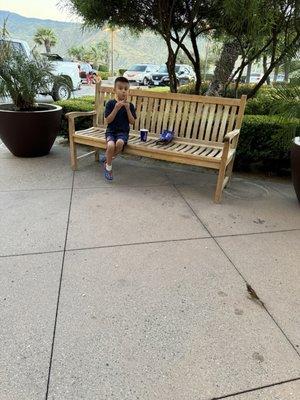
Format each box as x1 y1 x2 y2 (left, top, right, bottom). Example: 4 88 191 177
115 81 129 101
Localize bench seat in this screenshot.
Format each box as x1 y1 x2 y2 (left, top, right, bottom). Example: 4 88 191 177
73 127 235 170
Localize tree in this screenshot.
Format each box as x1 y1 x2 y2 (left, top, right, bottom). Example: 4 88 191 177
68 45 86 61
68 42 109 67
33 28 58 53
167 1 218 93
209 0 300 98
205 39 240 95
65 0 210 93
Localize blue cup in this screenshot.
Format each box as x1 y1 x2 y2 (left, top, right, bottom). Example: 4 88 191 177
140 129 148 142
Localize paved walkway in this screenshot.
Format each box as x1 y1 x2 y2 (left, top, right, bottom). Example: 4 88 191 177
1 142 300 400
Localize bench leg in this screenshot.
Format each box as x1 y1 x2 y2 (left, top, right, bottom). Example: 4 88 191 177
226 155 236 186
94 148 100 162
69 138 78 171
214 162 227 203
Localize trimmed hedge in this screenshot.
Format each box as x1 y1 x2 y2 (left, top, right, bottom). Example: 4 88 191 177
98 71 110 80
179 82 299 117
237 115 299 172
178 82 266 98
56 96 94 136
98 64 109 72
56 97 299 174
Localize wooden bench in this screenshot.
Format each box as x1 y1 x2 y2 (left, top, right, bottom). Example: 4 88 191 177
66 83 246 202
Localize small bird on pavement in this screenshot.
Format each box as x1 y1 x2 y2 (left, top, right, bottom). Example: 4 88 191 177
246 283 265 307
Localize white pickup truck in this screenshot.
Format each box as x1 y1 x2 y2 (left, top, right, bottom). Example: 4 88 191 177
3 39 81 101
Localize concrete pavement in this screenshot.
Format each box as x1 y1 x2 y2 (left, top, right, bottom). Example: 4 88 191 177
0 142 299 399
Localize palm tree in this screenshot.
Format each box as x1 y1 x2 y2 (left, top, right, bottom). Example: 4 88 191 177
68 45 86 61
34 28 58 54
271 74 300 120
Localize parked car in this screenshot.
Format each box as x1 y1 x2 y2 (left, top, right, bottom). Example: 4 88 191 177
151 64 196 86
123 64 159 85
0 39 81 101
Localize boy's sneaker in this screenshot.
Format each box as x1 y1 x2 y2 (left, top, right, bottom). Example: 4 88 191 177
104 163 113 181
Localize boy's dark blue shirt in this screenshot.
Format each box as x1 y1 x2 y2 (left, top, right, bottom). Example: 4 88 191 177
105 99 136 133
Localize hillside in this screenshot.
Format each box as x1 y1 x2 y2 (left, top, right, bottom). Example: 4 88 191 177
0 10 172 68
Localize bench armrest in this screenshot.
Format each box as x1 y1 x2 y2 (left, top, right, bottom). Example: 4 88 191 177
66 111 97 121
224 129 240 143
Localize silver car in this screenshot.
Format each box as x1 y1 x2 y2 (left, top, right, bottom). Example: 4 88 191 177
123 64 159 85
151 64 196 87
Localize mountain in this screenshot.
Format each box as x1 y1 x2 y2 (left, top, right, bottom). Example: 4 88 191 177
0 10 171 68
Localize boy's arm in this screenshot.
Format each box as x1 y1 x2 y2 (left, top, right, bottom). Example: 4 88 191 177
105 101 125 124
124 102 136 125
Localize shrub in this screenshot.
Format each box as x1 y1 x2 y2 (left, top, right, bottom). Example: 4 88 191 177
179 82 299 117
245 97 282 115
56 96 94 136
98 64 108 72
178 82 209 95
178 82 270 98
98 71 110 80
236 114 299 172
119 68 127 76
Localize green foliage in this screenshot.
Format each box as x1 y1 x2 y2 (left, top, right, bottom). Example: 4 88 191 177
56 96 94 113
269 79 300 120
236 115 299 171
119 68 126 76
68 45 85 61
33 27 58 53
56 96 94 135
244 97 282 115
178 82 260 97
98 64 109 72
98 71 109 80
0 39 54 110
148 86 170 92
68 41 109 67
179 81 300 117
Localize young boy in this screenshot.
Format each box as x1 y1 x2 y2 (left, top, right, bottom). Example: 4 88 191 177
102 77 136 180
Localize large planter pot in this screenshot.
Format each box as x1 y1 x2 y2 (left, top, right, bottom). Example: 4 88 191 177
291 137 300 203
0 103 62 157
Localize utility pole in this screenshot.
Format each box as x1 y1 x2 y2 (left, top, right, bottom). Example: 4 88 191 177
110 29 114 76
104 27 120 76
204 40 210 81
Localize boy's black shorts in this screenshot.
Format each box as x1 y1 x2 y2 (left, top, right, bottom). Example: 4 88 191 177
105 131 129 146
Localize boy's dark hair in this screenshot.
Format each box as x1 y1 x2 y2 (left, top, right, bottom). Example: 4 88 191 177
114 76 129 87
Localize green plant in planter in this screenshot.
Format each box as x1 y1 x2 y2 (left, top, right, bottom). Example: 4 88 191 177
0 40 54 110
0 28 63 157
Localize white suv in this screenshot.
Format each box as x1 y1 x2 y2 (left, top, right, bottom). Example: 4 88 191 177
123 64 159 86
1 39 81 101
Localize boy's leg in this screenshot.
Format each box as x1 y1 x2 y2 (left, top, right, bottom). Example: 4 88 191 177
105 140 115 166
114 134 128 157
115 139 125 156
103 139 115 180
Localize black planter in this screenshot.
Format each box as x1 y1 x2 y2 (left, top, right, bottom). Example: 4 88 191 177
0 103 62 157
291 137 300 203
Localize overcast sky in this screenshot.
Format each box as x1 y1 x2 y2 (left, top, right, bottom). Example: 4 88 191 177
0 0 77 22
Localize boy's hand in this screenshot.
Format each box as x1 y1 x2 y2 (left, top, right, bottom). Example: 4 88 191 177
115 100 125 110
123 101 130 110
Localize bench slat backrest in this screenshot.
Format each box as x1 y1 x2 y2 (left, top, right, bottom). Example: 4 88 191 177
95 83 247 144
